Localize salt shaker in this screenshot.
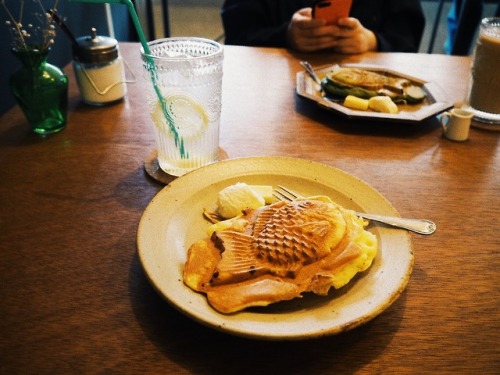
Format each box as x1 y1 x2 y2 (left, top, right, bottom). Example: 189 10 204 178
73 28 127 105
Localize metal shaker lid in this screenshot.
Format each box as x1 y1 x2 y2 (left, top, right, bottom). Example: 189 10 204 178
74 28 118 64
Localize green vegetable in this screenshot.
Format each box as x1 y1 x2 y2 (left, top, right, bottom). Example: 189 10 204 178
321 78 377 99
403 85 427 103
321 78 427 105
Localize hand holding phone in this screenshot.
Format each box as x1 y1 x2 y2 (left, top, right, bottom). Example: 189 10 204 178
312 0 352 25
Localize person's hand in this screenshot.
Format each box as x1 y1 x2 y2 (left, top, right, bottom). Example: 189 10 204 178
287 8 339 52
333 17 378 54
287 9 378 54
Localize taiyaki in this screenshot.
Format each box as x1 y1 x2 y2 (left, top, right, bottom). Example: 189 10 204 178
184 196 377 314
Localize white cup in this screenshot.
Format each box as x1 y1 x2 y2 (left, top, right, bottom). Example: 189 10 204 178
440 108 474 141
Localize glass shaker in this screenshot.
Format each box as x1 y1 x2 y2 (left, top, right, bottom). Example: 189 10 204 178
464 17 500 125
73 28 127 105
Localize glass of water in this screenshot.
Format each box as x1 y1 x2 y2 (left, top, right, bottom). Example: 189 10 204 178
141 38 224 176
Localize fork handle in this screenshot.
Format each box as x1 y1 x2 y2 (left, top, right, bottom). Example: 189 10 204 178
356 212 437 235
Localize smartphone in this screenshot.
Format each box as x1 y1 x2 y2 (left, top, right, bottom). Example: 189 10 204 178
312 0 352 25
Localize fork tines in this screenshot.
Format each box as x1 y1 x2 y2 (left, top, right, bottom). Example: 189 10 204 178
273 185 301 202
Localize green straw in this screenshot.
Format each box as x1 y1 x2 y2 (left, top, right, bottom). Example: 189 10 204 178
70 0 186 157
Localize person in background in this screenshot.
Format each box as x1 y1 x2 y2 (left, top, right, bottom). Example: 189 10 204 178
221 0 425 53
445 0 482 55
445 0 500 55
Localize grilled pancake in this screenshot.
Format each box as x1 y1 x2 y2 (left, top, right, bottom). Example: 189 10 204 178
184 196 377 314
326 65 410 93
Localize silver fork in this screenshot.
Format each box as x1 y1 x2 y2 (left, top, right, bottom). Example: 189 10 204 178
273 185 437 235
300 61 322 85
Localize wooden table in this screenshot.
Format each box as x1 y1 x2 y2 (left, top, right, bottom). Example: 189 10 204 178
1 43 498 374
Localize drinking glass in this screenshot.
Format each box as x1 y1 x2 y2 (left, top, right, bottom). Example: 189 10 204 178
141 38 224 176
464 17 500 125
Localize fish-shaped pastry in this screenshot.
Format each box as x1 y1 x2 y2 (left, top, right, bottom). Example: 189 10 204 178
184 196 377 314
211 199 347 284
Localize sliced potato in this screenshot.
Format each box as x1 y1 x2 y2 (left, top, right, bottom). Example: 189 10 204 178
368 96 399 114
344 95 369 111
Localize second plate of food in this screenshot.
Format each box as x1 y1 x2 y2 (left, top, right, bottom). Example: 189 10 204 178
296 63 452 122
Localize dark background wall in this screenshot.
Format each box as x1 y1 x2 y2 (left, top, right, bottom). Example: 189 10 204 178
0 1 131 115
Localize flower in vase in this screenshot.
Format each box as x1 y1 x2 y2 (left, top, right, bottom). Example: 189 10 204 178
1 0 61 52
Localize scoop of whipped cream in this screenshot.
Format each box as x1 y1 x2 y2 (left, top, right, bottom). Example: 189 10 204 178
217 183 266 219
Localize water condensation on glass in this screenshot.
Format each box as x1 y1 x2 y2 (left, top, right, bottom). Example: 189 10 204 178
141 38 224 176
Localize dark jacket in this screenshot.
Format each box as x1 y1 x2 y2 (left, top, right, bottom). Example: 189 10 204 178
222 0 425 52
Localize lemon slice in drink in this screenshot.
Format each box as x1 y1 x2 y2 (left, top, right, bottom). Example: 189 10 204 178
153 94 209 139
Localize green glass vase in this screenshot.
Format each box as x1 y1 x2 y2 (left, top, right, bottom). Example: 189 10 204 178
9 49 68 135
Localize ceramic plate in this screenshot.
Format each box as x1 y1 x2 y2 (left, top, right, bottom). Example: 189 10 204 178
297 64 453 122
137 157 414 340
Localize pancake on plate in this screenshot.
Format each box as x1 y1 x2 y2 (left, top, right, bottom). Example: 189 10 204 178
321 65 426 104
184 194 378 314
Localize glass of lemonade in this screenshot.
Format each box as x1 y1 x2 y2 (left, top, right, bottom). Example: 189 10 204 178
141 38 224 176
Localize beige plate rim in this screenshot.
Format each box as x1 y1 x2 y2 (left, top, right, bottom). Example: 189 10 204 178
137 156 414 341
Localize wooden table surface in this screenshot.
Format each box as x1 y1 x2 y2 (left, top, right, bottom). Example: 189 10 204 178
1 43 498 374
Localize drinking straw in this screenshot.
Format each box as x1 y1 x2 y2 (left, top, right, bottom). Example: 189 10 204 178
48 9 79 48
70 0 187 157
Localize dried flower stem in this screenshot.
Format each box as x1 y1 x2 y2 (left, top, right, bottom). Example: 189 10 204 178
18 0 24 25
1 0 60 52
